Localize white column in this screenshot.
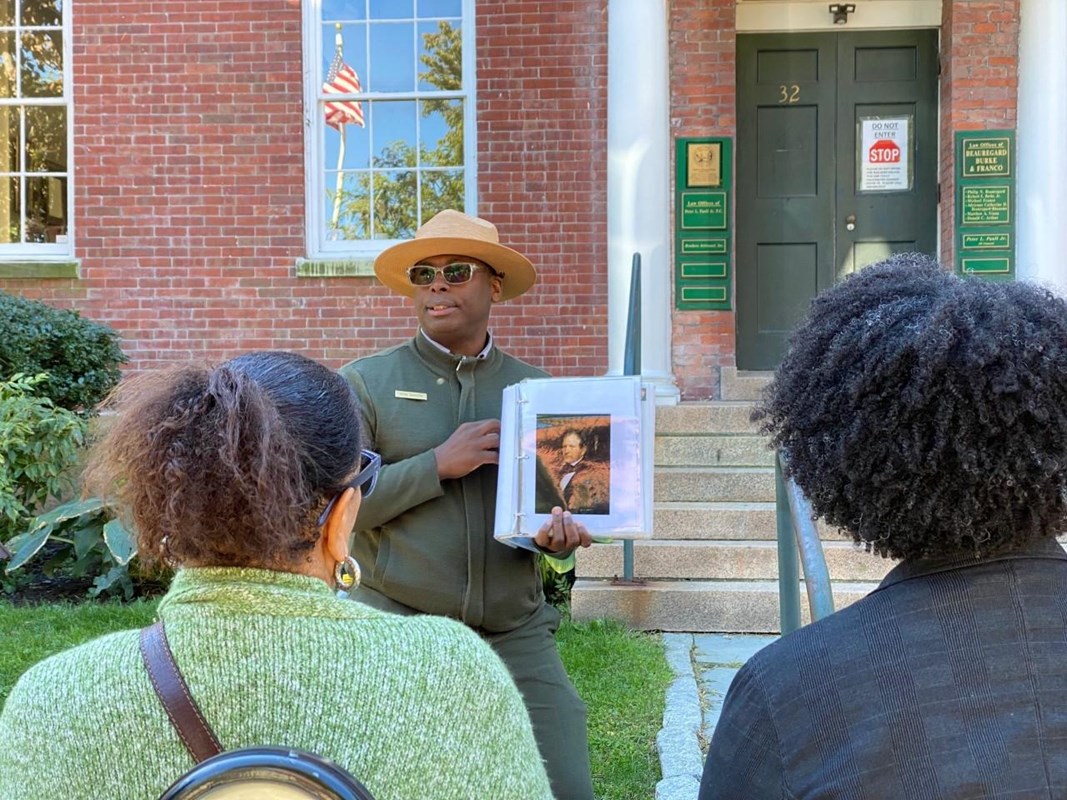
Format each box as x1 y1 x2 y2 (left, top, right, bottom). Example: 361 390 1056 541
606 0 679 403
1016 0 1067 295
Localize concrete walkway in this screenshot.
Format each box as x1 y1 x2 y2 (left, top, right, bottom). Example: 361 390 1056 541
655 632 778 800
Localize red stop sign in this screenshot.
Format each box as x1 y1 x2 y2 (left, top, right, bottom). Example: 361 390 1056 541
869 139 901 163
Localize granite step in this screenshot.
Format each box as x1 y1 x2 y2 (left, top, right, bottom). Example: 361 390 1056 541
576 540 893 583
655 434 773 468
570 579 878 633
655 402 760 435
655 466 775 503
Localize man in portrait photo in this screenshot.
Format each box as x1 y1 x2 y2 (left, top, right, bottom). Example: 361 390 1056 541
556 428 609 515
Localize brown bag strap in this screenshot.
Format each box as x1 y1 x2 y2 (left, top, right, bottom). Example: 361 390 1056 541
140 621 223 763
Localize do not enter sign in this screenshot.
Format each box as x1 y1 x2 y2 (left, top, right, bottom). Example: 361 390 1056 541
869 139 901 163
860 116 911 192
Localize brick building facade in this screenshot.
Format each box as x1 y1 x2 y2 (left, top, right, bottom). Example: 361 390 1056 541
1 0 1056 402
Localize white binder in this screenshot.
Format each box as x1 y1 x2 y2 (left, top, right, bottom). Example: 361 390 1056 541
494 375 655 549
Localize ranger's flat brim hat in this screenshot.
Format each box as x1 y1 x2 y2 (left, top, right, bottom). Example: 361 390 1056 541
374 209 536 301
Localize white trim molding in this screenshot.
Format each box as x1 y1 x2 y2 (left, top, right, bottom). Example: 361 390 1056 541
737 1 942 33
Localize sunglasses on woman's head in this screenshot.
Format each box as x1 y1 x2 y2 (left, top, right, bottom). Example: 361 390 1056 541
406 262 501 287
317 448 381 527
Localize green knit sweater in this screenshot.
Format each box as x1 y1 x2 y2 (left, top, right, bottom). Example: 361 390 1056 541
0 568 554 799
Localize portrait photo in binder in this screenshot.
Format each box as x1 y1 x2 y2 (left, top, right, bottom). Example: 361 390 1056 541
535 416 611 515
494 375 654 547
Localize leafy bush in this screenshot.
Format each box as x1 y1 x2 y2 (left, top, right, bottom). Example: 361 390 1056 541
0 290 126 412
539 553 576 609
5 498 138 599
0 374 86 540
0 374 137 600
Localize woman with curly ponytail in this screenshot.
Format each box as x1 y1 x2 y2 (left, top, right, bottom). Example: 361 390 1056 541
0 351 553 800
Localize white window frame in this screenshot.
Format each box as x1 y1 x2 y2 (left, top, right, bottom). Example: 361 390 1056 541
301 0 478 261
0 0 74 259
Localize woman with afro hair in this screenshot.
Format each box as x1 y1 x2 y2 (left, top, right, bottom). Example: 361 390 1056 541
699 254 1067 799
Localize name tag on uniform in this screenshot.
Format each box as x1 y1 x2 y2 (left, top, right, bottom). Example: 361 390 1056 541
395 390 428 401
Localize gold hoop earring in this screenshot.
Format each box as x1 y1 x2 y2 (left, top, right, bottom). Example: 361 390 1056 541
334 555 361 593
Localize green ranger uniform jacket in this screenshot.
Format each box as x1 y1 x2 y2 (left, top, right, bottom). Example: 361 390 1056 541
341 333 548 633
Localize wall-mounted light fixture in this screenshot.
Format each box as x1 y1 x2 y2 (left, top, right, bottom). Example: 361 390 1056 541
829 3 856 25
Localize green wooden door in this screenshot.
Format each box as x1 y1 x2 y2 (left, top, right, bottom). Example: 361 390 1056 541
736 30 938 369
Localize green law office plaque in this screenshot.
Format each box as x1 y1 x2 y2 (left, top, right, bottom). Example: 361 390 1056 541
679 285 728 304
961 137 1012 177
954 130 1015 280
674 136 732 310
680 191 728 230
961 186 1011 226
680 238 728 256
961 233 1011 250
680 261 728 280
961 256 1011 275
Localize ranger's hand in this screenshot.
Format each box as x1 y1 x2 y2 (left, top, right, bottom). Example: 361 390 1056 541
534 506 593 553
434 419 501 480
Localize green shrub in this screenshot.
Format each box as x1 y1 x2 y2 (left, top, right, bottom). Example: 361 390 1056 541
5 498 137 599
0 374 86 540
0 290 126 412
0 375 136 600
539 553 575 609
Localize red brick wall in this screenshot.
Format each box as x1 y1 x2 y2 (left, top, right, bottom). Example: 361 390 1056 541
5 1 331 369
940 0 1020 263
0 2 610 379
669 0 736 400
0 2 1020 396
475 1 609 373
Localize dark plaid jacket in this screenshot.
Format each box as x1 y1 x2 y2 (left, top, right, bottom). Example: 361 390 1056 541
699 538 1067 800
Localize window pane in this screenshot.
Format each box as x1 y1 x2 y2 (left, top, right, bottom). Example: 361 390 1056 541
371 170 415 239
369 22 413 92
0 2 12 26
2 175 18 242
418 20 460 91
370 0 410 20
322 0 365 22
418 0 461 18
420 99 461 167
25 105 63 172
420 169 462 223
25 174 62 241
371 100 416 167
1 106 16 171
321 22 366 88
21 30 62 97
324 169 368 241
324 104 369 170
22 0 61 27
313 0 470 251
1 33 16 98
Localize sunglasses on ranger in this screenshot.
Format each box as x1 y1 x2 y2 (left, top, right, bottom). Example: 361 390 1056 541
406 262 501 287
317 448 381 527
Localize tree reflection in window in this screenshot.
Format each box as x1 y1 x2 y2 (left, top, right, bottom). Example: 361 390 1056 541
320 4 467 245
0 0 68 248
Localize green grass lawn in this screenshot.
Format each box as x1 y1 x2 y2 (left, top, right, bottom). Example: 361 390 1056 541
559 617 673 800
0 600 670 800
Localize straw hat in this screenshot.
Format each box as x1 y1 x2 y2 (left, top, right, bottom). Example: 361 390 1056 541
374 210 536 301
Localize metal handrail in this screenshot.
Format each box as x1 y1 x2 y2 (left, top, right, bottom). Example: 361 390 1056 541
775 452 835 634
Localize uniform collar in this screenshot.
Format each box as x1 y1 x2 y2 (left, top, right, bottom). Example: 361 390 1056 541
419 328 494 359
412 329 501 375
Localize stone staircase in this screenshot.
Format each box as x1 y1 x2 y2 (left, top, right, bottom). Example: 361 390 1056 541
570 368 892 632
